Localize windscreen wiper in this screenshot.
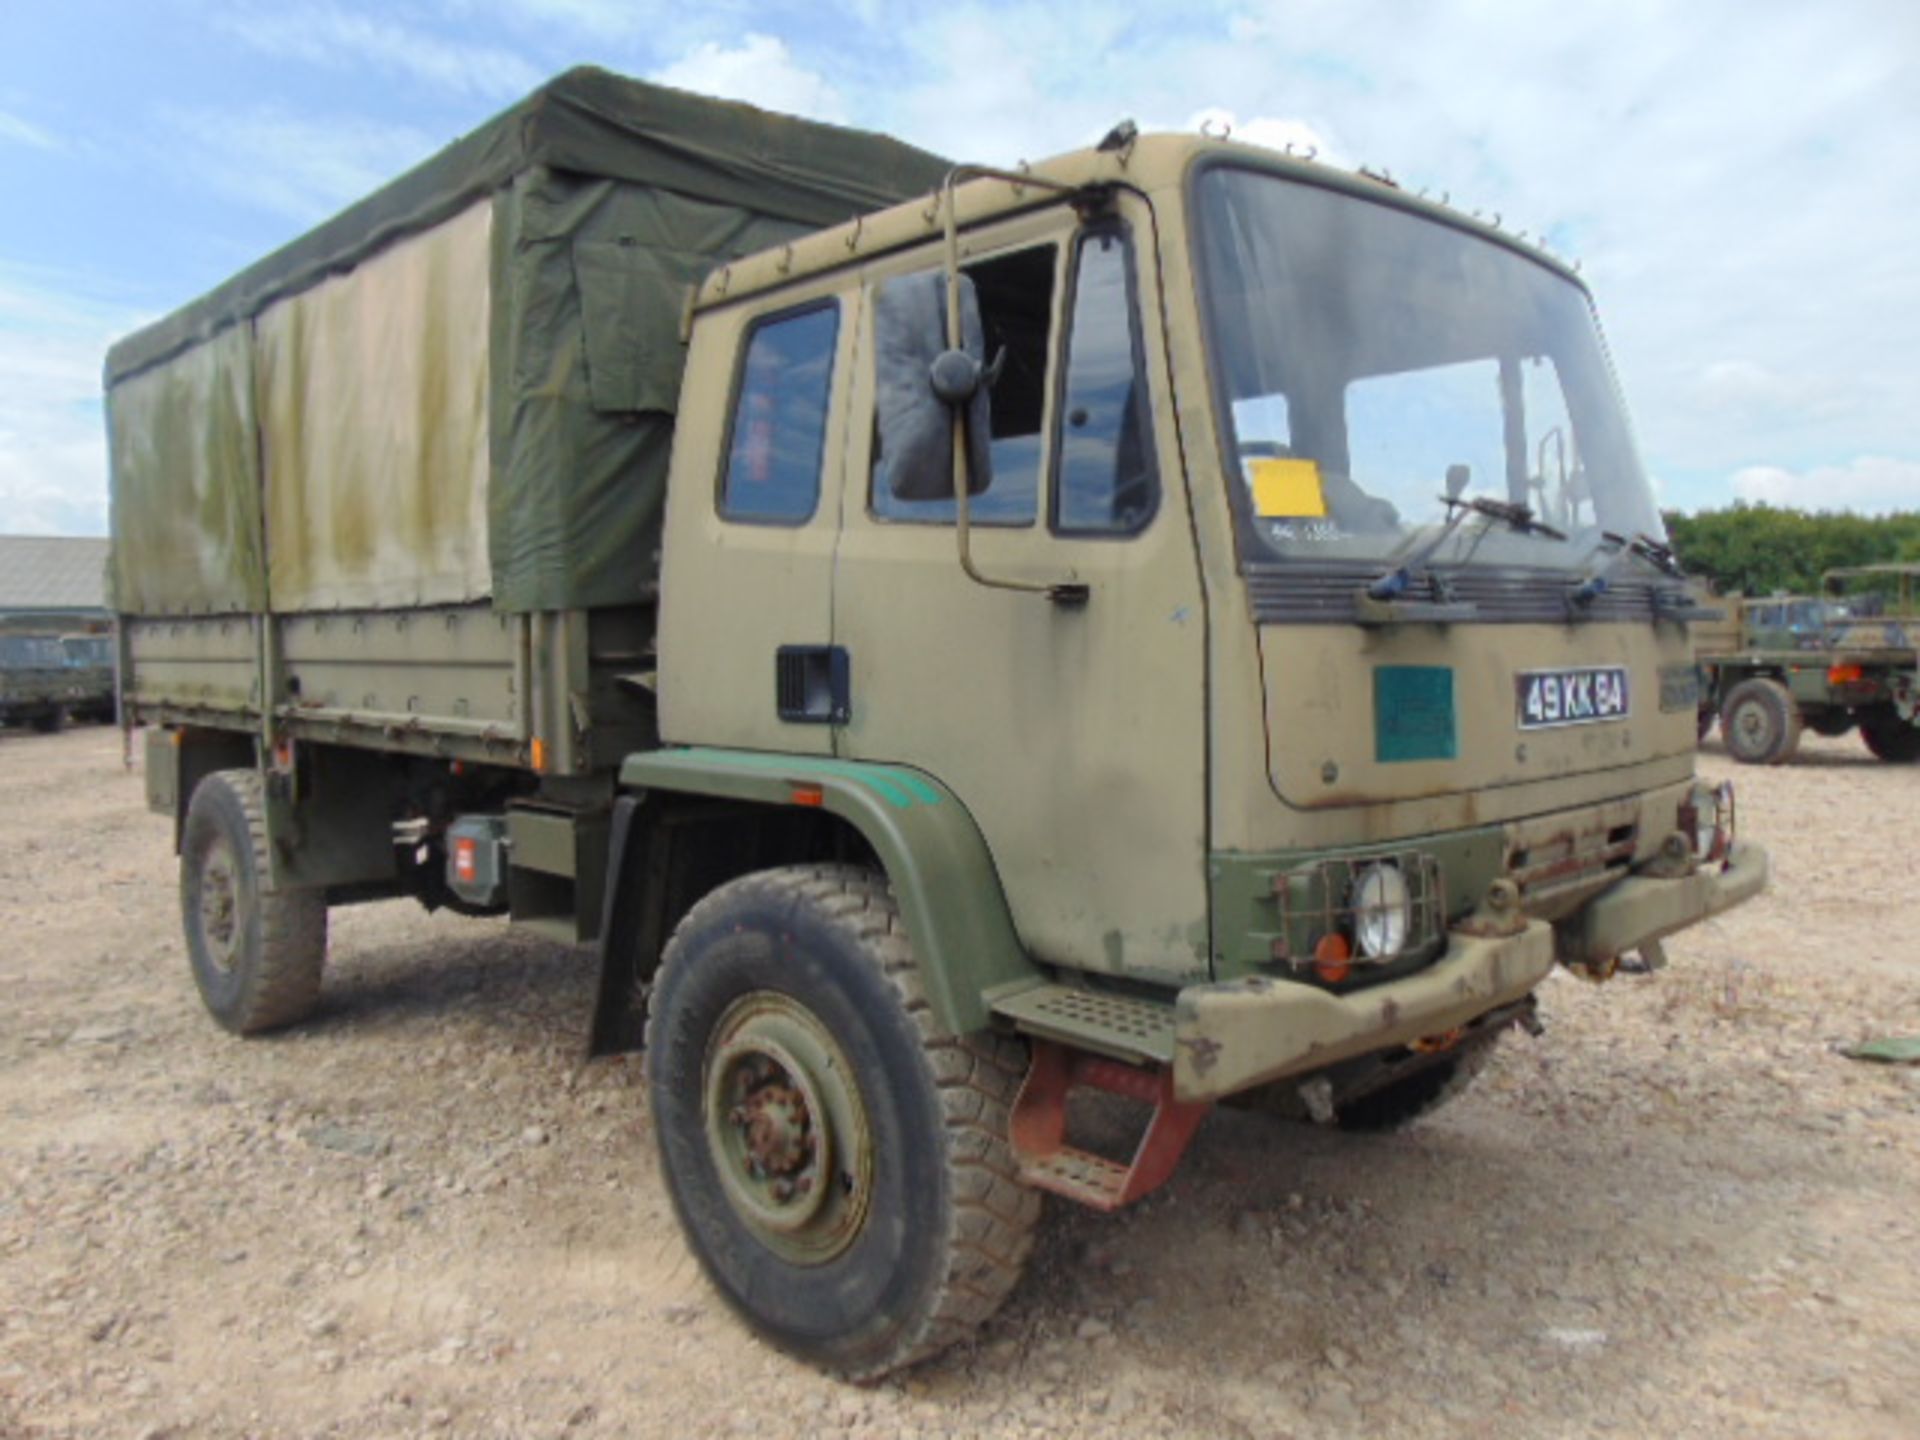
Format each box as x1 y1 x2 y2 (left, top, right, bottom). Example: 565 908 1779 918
1569 530 1686 594
1441 494 1569 542
1567 531 1720 621
1360 494 1565 622
1357 499 1484 625
1626 532 1684 578
1364 503 1472 602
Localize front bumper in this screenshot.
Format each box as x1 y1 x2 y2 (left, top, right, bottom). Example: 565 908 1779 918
1169 838 1770 1103
1171 918 1555 1101
1553 839 1768 966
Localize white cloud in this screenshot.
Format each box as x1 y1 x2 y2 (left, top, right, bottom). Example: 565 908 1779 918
0 109 59 151
1689 359 1852 430
162 108 441 224
0 268 144 536
652 34 849 124
10 0 1911 534
1730 457 1920 515
219 4 542 98
844 0 1916 502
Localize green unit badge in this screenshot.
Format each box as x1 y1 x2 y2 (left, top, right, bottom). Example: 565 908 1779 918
1375 665 1457 763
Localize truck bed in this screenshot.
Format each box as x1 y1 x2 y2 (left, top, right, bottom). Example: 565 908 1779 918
125 602 656 775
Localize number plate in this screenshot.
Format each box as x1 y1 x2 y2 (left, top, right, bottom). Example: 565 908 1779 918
1516 667 1630 730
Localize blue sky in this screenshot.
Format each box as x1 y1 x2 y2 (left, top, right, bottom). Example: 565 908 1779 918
2 0 1915 533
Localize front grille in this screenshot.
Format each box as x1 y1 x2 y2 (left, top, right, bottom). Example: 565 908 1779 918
1508 821 1638 902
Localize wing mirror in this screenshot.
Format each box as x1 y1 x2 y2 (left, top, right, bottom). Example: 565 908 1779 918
873 271 993 501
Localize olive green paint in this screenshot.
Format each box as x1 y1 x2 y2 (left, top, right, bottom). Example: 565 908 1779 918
619 747 1036 1036
107 69 950 620
106 324 265 615
1208 828 1507 983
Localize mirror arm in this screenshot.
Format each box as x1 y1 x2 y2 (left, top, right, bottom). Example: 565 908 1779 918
937 165 1085 600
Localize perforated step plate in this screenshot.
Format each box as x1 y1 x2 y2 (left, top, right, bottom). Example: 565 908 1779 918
989 982 1177 1066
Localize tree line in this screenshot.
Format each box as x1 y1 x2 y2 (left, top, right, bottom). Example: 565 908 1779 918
1663 504 1920 596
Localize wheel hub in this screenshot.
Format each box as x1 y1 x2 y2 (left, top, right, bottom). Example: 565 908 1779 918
198 842 241 973
738 1076 811 1177
704 993 871 1264
1734 704 1773 749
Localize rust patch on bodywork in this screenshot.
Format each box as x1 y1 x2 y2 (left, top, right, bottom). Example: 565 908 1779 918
1177 1034 1223 1075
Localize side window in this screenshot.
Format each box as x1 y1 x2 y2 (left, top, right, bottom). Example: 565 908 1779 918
1055 230 1157 534
720 302 839 525
872 244 1055 525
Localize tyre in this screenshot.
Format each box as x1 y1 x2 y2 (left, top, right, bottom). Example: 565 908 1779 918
644 864 1038 1379
29 706 66 734
180 769 327 1033
1860 707 1920 763
1224 1024 1503 1131
1333 1042 1495 1132
1720 677 1802 765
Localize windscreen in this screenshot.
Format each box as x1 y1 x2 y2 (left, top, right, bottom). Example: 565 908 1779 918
0 636 65 669
1196 166 1662 572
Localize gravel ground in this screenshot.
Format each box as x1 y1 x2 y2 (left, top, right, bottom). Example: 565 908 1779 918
2 724 1917 1440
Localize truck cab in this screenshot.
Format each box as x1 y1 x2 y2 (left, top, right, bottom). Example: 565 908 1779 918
1700 564 1920 762
654 134 1763 1070
609 138 1770 1369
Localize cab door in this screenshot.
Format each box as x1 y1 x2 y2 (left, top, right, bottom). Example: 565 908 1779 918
657 286 851 755
831 195 1210 984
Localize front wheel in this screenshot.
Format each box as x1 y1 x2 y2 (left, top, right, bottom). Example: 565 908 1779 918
644 864 1038 1379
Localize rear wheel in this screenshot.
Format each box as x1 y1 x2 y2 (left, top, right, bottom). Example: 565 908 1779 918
1860 707 1920 762
644 864 1038 1380
1721 678 1801 765
180 769 327 1033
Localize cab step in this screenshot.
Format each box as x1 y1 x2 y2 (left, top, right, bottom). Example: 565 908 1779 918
988 980 1178 1066
1007 1040 1211 1212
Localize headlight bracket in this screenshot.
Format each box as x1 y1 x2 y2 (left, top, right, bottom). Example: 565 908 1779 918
1270 851 1445 975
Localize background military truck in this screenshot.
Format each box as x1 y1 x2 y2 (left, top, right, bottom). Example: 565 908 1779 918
1697 563 1920 764
109 68 1768 1378
0 627 114 731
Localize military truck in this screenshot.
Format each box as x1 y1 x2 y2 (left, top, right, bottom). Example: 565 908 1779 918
1698 564 1920 764
60 633 117 723
108 68 1769 1378
0 627 113 731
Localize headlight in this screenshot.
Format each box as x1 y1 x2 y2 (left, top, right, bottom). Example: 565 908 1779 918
1682 786 1719 859
1679 782 1736 863
1350 862 1412 959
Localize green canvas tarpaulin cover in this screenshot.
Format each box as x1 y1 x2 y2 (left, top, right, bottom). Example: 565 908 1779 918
107 66 950 615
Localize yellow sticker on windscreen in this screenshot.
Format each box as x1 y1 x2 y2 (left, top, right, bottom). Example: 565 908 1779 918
1249 457 1327 518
